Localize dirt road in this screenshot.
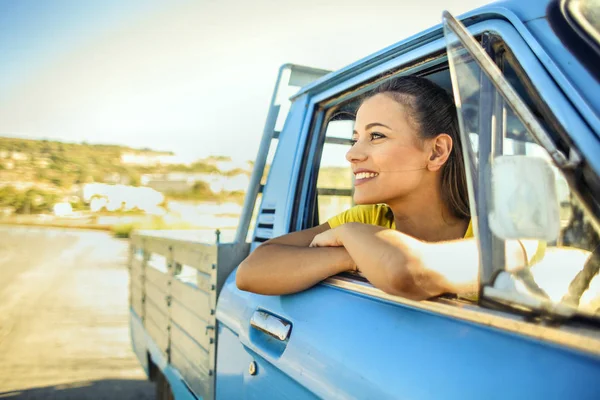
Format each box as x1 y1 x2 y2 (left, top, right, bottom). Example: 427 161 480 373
0 225 154 399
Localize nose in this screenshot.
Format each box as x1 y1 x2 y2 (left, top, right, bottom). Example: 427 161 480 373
346 140 368 163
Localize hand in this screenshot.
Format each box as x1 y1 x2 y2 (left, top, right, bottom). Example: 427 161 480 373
309 227 358 272
309 227 344 248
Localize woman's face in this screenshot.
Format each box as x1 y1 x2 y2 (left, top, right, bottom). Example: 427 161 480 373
347 93 432 205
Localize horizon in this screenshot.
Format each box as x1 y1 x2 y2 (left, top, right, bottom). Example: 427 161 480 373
1 132 177 156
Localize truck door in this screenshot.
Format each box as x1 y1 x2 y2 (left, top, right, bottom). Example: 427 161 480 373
217 11 600 400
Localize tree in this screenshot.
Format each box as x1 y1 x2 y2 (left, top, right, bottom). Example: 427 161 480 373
191 181 213 196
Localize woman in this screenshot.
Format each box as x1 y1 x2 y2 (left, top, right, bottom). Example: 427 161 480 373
236 75 527 300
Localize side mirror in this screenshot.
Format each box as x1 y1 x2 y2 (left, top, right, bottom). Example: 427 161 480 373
489 155 560 242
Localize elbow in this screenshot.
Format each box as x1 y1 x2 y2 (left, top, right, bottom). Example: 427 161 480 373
235 258 253 292
383 269 424 300
383 258 443 301
235 243 270 293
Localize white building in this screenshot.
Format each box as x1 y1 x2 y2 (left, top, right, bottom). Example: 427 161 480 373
82 183 165 214
141 172 250 194
120 151 179 166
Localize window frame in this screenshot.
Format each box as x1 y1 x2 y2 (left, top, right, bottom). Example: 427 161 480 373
288 17 600 354
445 11 600 321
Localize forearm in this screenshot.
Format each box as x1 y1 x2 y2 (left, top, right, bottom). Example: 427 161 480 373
236 243 354 295
419 239 480 294
336 223 479 299
335 223 433 298
403 239 532 294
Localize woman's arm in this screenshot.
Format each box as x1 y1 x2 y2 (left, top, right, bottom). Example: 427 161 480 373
313 223 532 300
238 219 533 299
236 223 356 295
311 222 464 299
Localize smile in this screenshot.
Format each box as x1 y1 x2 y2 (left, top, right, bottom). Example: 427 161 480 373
354 172 379 185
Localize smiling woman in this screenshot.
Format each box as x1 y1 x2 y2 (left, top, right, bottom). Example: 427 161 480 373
235 76 488 299
337 76 470 241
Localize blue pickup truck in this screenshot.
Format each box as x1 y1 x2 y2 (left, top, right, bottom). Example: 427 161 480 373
128 1 600 399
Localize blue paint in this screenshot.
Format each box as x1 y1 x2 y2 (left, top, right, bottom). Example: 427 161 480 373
218 275 600 400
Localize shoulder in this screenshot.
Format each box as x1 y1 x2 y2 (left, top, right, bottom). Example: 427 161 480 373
327 204 393 228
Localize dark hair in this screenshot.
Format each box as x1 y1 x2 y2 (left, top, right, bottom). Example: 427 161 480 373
363 75 470 220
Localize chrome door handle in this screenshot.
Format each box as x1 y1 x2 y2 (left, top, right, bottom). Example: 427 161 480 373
250 310 291 341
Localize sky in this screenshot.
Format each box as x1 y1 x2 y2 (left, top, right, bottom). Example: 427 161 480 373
0 0 490 164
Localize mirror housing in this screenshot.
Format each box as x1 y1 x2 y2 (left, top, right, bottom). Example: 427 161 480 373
489 155 560 242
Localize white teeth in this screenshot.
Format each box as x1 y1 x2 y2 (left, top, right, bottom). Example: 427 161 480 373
355 172 378 180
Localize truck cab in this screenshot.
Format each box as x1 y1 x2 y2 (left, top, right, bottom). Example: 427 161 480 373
129 1 600 399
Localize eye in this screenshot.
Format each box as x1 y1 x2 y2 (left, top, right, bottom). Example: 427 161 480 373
370 132 386 141
349 138 358 146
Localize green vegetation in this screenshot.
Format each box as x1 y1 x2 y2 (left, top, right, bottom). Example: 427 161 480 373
0 137 174 188
111 216 196 238
0 137 240 189
168 162 220 174
0 186 59 214
166 182 246 205
0 137 254 213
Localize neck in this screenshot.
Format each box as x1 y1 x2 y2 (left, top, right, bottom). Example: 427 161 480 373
387 182 468 242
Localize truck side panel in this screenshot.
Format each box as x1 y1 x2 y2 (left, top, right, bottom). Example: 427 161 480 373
216 323 318 400
129 233 222 399
217 273 600 400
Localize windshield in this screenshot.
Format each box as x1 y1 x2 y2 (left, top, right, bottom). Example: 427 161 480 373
444 12 600 320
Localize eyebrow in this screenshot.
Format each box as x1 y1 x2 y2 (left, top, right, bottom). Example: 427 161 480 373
352 122 392 134
365 122 391 130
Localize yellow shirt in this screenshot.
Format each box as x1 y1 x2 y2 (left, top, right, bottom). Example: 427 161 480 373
327 204 474 239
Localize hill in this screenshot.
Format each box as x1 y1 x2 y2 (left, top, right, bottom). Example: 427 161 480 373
0 137 250 213
0 137 221 189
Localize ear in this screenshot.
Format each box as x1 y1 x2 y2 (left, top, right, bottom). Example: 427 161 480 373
427 134 453 172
